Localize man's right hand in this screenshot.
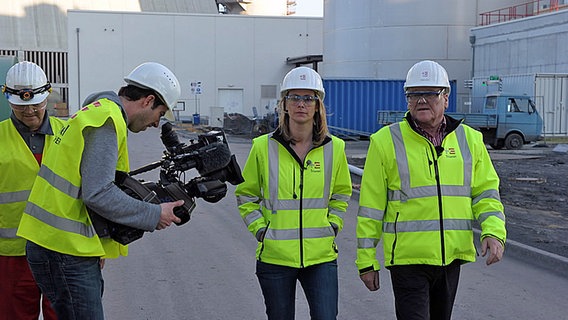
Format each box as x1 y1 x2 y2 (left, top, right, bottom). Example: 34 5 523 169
156 200 184 230
360 270 380 291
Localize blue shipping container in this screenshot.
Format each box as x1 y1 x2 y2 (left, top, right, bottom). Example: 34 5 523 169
323 79 457 135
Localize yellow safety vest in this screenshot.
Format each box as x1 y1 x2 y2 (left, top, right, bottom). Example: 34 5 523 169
17 99 129 258
235 133 352 268
0 117 65 256
356 119 506 271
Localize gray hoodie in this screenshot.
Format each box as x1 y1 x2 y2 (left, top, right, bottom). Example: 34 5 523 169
80 91 160 231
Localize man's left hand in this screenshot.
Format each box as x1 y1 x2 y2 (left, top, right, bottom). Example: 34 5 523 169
481 237 504 265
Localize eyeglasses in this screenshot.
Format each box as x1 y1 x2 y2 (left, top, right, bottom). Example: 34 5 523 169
285 95 318 105
10 101 47 113
405 89 445 104
2 83 52 102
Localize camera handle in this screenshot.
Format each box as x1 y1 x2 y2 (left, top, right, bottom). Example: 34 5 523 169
88 172 161 245
162 183 197 225
129 160 163 176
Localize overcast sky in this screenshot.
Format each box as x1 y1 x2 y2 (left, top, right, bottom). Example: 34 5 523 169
295 0 323 16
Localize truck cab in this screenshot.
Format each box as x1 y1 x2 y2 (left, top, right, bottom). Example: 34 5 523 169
377 92 543 150
480 93 543 150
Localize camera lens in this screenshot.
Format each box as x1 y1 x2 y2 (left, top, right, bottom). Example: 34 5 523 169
160 122 183 153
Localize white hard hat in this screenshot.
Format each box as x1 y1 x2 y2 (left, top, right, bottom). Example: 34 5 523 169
280 67 325 100
404 60 450 94
124 62 181 120
2 61 51 105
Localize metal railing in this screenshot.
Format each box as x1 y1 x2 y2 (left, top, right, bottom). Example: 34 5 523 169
479 0 567 26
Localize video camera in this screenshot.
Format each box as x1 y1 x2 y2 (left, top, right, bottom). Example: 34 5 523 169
90 122 244 245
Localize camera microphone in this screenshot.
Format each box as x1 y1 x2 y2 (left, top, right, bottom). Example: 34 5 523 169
195 143 232 175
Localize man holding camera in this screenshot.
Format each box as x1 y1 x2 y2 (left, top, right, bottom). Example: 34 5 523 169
17 62 185 319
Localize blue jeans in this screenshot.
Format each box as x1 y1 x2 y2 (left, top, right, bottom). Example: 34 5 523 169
25 241 104 320
256 260 338 320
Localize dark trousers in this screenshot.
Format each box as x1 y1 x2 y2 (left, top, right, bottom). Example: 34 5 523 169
256 260 338 320
0 256 57 320
26 241 105 320
388 260 461 320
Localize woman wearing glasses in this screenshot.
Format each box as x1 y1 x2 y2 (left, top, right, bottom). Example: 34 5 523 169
0 61 61 320
235 67 352 320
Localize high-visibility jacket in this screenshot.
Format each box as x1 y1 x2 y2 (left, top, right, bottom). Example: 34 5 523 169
17 99 129 258
356 115 506 271
0 117 65 256
235 131 352 268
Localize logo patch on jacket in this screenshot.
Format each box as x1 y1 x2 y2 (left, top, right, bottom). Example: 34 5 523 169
305 160 321 172
311 161 321 172
445 147 457 158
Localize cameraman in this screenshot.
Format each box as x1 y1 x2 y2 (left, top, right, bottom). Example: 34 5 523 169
17 62 184 319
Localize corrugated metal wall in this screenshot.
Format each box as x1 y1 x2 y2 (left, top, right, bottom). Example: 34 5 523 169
323 79 457 135
536 75 568 136
471 9 568 77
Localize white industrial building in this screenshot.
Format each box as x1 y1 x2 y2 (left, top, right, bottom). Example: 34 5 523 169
1 0 567 134
67 10 322 124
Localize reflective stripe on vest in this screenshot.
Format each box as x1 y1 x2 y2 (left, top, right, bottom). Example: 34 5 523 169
235 134 353 268
358 206 384 221
384 123 474 234
38 165 82 199
266 139 332 213
24 201 97 238
388 124 472 202
26 160 95 238
0 191 29 238
0 190 29 204
237 139 340 231
0 117 65 255
259 138 334 241
17 99 129 257
356 121 505 268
